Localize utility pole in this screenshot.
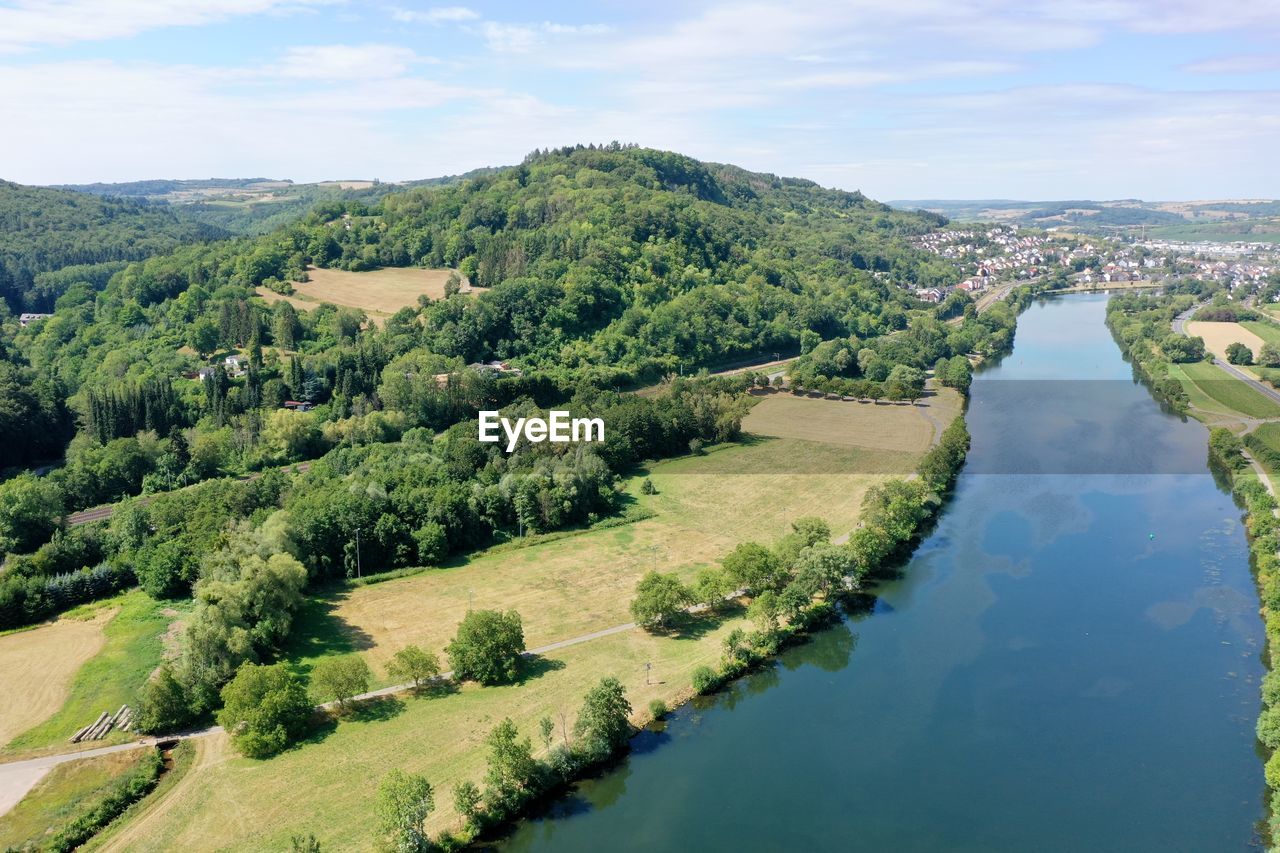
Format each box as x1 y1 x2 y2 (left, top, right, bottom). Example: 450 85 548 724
644 661 652 685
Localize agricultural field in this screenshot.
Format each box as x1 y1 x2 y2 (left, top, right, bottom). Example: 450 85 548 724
1184 320 1267 365
256 266 477 322
1241 321 1280 349
0 749 150 850
81 395 937 849
741 387 961 451
0 612 110 748
1172 361 1280 420
3 593 181 757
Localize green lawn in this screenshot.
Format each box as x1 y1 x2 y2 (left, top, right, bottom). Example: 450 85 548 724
4 592 181 755
1246 423 1280 482
1177 361 1280 419
1241 321 1280 349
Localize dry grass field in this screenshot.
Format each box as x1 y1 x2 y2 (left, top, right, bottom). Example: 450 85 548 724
0 612 112 747
742 388 961 451
289 432 913 685
94 619 760 851
256 267 479 322
1185 320 1266 364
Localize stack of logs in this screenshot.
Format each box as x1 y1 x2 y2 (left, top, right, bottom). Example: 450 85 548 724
69 705 133 743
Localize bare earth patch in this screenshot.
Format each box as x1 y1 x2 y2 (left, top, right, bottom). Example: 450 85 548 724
0 611 113 746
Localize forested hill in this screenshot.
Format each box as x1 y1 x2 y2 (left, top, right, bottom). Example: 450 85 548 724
0 181 229 312
91 145 957 374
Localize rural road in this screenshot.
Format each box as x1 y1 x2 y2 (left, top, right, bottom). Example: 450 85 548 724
1170 303 1280 408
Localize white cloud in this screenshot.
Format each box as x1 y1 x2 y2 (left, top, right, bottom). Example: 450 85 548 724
478 21 612 53
1183 54 1280 74
0 0 336 52
271 44 425 80
389 5 478 24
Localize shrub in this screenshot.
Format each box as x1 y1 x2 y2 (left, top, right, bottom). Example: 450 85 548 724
648 698 668 720
691 665 718 695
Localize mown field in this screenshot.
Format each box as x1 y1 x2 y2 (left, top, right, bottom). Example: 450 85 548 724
1241 321 1280 349
0 611 110 748
256 266 477 321
3 593 182 756
78 393 950 850
1171 361 1280 420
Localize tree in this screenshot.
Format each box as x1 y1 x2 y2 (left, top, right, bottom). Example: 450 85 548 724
885 364 925 403
482 718 539 820
1261 343 1280 368
188 317 220 358
452 780 482 830
721 542 788 595
793 542 856 597
0 473 64 554
691 567 732 610
539 716 555 749
375 769 434 853
311 655 371 711
217 662 313 758
573 676 632 764
136 664 194 734
447 609 525 685
386 645 440 692
1226 341 1254 365
629 571 692 630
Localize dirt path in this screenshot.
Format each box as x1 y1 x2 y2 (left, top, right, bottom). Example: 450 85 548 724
94 736 225 853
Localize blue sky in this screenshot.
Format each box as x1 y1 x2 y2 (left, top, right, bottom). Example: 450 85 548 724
2 0 1279 199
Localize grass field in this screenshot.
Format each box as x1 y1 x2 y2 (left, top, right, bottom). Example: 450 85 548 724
1241 321 1280 349
0 612 110 747
287 432 916 687
740 388 960 451
96 618 759 851
256 267 478 321
1173 361 1280 420
1246 422 1280 481
4 593 182 756
0 750 147 851
1185 320 1266 365
89 396 928 849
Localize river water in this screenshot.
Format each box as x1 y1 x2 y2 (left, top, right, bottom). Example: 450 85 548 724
502 294 1267 852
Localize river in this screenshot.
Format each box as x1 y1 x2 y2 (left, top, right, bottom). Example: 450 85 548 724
501 294 1267 852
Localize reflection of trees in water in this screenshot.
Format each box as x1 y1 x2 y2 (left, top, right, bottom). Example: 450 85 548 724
782 620 858 673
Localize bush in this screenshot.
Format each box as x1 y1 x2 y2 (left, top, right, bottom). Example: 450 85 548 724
648 698 668 720
691 665 719 695
47 749 164 852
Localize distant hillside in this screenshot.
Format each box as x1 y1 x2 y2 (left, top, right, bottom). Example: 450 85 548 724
890 197 1280 242
0 181 230 312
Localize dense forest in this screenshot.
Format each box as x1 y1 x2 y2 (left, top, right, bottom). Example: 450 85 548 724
0 181 229 313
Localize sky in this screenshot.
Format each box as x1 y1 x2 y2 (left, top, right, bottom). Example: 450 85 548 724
1 0 1279 200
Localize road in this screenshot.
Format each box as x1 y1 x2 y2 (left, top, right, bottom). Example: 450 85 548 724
64 462 314 527
1170 303 1280 408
